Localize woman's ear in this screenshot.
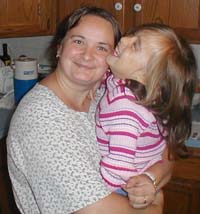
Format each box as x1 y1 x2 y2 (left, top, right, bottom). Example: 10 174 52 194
56 44 62 58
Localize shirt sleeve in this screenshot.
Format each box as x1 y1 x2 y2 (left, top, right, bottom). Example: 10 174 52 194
99 102 141 181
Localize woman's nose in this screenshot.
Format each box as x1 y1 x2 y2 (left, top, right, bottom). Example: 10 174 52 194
82 46 94 60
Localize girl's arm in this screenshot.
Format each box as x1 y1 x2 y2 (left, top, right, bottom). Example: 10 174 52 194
146 146 174 190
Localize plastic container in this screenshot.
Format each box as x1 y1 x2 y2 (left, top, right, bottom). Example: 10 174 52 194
14 57 38 103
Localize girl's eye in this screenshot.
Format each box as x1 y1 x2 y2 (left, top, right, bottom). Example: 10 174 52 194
132 39 140 51
132 42 137 51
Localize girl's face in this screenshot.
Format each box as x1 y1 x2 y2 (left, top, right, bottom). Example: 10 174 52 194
106 35 151 83
57 15 115 88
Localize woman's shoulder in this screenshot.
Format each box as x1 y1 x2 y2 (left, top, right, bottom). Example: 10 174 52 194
11 84 60 127
15 84 50 113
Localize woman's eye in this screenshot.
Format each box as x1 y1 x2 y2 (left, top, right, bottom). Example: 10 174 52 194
97 46 108 53
73 39 83 45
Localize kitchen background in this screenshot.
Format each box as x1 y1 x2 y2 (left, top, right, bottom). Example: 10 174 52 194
0 36 53 67
0 36 200 77
1 1 200 214
1 35 200 141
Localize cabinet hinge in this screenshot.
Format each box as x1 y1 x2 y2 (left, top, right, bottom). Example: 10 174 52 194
37 3 41 16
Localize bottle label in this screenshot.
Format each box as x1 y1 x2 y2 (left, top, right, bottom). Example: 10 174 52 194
4 59 11 66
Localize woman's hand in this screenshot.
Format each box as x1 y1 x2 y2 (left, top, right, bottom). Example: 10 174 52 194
123 174 157 208
124 146 173 209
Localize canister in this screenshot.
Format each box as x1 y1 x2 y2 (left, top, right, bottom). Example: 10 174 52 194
14 57 38 103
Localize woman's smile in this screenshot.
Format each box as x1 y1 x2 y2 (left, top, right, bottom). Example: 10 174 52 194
74 60 96 70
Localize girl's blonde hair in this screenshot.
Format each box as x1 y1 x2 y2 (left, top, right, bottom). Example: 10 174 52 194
126 23 197 159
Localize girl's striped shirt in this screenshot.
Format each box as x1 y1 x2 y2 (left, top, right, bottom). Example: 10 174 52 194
96 74 166 191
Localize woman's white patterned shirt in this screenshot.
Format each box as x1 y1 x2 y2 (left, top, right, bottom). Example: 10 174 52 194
7 84 111 214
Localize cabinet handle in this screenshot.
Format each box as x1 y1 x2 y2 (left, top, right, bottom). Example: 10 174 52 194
133 3 142 12
114 2 123 11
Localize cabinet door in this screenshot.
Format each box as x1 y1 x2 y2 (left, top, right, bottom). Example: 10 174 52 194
58 0 200 42
0 138 20 214
126 0 200 43
163 178 200 214
0 0 56 38
57 0 125 32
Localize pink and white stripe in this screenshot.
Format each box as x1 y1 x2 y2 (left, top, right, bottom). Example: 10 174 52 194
96 74 166 191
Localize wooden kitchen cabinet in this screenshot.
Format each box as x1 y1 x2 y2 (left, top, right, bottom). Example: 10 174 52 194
125 0 200 43
0 137 20 214
58 0 200 43
57 0 124 30
57 0 136 34
0 0 200 42
163 156 200 214
0 0 57 38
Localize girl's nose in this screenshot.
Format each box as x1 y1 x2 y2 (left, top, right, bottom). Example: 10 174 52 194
120 36 138 49
120 37 131 46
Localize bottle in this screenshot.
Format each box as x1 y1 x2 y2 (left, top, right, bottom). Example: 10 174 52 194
1 43 11 66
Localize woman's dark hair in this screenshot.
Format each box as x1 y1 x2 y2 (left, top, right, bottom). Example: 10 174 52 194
48 6 121 65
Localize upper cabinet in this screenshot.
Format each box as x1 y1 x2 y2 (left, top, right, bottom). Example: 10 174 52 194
58 0 200 44
0 0 56 38
1 0 200 43
57 0 120 25
124 0 200 44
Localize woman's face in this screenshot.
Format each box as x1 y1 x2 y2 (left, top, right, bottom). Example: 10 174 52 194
106 35 151 82
57 15 115 87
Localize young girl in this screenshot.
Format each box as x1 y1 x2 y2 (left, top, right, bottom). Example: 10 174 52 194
96 23 197 197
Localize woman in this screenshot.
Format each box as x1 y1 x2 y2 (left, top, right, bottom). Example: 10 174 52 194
7 6 172 214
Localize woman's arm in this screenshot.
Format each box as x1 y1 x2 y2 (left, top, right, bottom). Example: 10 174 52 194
124 146 174 207
75 191 164 214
